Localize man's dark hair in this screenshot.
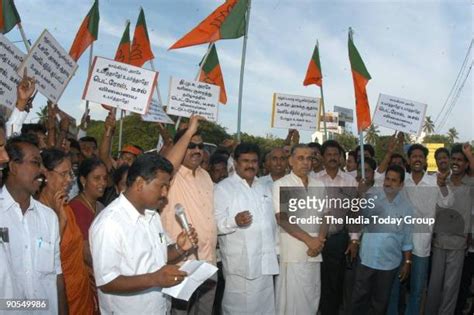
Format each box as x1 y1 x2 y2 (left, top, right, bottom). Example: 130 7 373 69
3 134 39 181
126 153 174 187
79 136 98 147
209 154 228 167
0 114 5 131
390 153 407 166
386 164 405 183
41 148 68 171
6 133 39 163
322 140 342 155
434 147 450 160
21 123 47 135
355 144 375 158
357 157 377 172
173 129 201 144
214 148 231 159
290 144 310 156
407 144 429 158
113 164 130 187
308 142 322 154
348 150 357 160
233 143 261 161
68 138 81 151
77 157 106 191
450 144 468 162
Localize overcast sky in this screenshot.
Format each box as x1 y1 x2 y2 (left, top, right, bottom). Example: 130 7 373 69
6 0 472 142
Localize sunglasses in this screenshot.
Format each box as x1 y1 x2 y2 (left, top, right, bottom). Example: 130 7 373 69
188 142 204 150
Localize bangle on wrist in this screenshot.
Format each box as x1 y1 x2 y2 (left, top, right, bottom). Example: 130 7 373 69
174 243 187 256
405 259 412 264
351 239 360 245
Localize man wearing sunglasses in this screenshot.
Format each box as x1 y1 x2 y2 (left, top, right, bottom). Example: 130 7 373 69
161 116 218 315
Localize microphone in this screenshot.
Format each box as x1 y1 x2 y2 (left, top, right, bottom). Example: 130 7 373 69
175 203 199 258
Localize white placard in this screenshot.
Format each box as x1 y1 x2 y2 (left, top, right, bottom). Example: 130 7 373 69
142 99 174 124
82 56 158 115
334 106 354 123
373 93 427 136
0 34 25 110
17 29 77 103
271 93 320 131
167 77 219 122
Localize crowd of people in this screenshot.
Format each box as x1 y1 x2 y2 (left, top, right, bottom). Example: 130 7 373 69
0 71 473 315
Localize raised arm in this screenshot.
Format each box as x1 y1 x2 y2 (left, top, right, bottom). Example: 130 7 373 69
164 115 205 173
99 110 117 172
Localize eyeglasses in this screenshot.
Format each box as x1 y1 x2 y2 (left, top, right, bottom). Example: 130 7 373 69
51 170 74 179
188 142 204 150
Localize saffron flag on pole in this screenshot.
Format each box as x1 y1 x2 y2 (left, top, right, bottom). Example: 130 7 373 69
199 43 227 104
348 28 372 131
169 0 248 50
69 0 99 62
115 20 131 63
0 0 20 34
303 41 322 87
129 8 154 67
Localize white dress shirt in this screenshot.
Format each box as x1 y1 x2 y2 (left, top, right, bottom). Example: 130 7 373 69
89 194 170 314
6 107 28 138
214 173 279 279
404 172 453 257
0 187 62 314
273 172 326 263
313 169 360 240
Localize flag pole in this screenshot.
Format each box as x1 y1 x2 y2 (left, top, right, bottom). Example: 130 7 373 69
17 23 30 51
359 130 365 180
118 109 124 150
236 0 252 141
85 43 94 113
174 43 214 131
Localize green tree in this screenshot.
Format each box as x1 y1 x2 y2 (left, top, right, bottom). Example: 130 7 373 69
335 131 358 152
447 128 459 144
423 134 451 147
422 116 435 135
364 124 379 146
36 105 48 124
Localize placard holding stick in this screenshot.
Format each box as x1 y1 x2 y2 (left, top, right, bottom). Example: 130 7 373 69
372 93 427 136
167 77 219 122
0 34 25 111
82 56 158 115
17 29 78 103
271 93 320 131
142 98 174 124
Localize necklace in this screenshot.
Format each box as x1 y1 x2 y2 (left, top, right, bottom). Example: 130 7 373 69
80 192 96 214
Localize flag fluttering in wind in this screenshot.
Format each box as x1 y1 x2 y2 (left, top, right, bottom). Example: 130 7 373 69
348 28 372 131
169 0 248 50
69 0 99 62
303 42 323 87
0 0 20 34
115 20 131 63
199 43 227 104
129 8 154 67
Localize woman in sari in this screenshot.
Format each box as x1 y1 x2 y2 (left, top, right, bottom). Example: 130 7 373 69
39 148 96 314
69 158 107 270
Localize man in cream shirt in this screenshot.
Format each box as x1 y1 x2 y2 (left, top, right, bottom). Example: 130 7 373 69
273 144 326 315
215 143 279 314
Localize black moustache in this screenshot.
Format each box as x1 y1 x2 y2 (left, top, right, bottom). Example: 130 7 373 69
245 168 256 172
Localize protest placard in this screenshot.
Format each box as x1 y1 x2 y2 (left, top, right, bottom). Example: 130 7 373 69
17 30 77 103
373 94 427 136
0 34 25 111
82 56 158 115
271 93 320 131
166 77 219 122
142 98 174 124
334 106 354 123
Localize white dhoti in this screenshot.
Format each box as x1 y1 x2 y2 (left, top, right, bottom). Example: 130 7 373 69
276 262 321 315
222 274 275 315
